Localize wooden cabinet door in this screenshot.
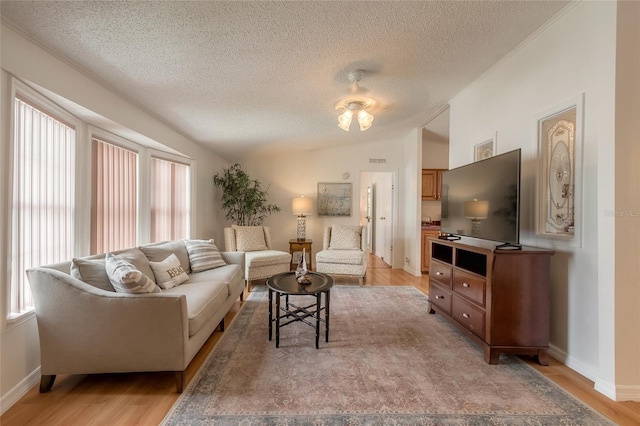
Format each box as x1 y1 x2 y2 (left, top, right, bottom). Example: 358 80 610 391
436 170 444 200
421 170 437 200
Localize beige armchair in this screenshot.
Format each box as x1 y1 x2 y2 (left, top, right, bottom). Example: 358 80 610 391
223 225 291 292
315 225 368 285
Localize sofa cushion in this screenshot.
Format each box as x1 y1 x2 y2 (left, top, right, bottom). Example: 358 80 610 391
139 240 191 274
316 249 366 266
232 225 268 252
184 239 226 272
149 253 189 289
105 253 160 294
329 225 362 250
70 258 115 292
184 264 244 296
163 281 229 336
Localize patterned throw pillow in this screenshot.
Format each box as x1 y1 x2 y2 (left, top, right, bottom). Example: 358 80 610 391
148 253 189 289
184 239 227 273
328 225 362 250
232 225 268 252
105 253 160 294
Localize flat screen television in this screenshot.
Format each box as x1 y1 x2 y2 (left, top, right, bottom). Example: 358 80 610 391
440 149 521 246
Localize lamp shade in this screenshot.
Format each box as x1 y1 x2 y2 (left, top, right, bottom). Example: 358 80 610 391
464 200 489 219
292 196 313 216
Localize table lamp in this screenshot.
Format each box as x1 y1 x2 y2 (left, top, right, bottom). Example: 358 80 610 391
292 196 313 240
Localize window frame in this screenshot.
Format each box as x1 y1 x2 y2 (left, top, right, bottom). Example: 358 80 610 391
4 78 83 327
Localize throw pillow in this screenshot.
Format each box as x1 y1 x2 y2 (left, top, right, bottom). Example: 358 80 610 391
70 258 115 292
148 253 189 289
117 248 157 283
139 240 191 274
105 253 160 294
328 225 362 250
232 225 268 252
184 239 226 273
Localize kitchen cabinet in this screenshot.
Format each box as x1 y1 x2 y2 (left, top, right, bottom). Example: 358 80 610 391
421 169 445 200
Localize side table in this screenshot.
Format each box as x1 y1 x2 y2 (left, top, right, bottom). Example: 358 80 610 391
267 271 333 348
289 239 312 271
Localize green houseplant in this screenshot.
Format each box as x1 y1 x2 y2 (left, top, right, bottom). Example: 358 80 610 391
213 163 281 226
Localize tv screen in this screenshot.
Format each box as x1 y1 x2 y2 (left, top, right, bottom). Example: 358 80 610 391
441 149 521 244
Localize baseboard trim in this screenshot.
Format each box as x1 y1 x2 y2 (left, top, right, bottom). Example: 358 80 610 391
594 378 618 401
613 385 640 402
0 366 40 415
548 343 599 382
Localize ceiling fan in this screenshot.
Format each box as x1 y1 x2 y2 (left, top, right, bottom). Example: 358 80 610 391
334 69 385 132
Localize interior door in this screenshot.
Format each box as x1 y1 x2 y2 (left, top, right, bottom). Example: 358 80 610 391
371 173 393 266
366 186 374 254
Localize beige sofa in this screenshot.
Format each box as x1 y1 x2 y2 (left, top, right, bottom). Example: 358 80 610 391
26 240 245 393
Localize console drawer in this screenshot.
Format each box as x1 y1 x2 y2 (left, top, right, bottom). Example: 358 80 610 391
453 269 486 306
453 296 486 340
429 282 452 315
430 260 452 288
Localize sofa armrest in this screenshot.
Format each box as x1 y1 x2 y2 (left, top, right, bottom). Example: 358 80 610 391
221 251 245 268
27 268 189 375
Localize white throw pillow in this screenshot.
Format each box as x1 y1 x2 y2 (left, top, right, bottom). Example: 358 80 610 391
105 253 160 294
232 225 268 252
328 225 362 250
184 239 227 273
149 253 189 289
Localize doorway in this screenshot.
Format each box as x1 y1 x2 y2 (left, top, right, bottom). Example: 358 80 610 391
361 171 394 267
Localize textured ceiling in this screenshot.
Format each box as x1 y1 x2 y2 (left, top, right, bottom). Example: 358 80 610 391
1 1 569 161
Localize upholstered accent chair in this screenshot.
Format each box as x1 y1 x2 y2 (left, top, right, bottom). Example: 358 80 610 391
223 226 291 292
315 225 368 285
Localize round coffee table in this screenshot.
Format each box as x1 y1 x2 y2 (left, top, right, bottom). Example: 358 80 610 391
266 271 334 348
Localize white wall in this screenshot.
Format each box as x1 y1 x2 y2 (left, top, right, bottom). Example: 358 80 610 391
242 135 412 272
449 1 638 400
0 24 231 407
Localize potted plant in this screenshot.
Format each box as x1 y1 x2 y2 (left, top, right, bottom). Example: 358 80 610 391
213 163 281 226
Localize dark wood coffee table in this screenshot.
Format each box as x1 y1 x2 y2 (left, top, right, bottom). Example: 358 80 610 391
267 271 334 348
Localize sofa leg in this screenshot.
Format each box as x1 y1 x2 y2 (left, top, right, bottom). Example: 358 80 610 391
218 317 225 332
174 371 185 393
246 280 252 293
359 277 364 286
240 291 244 301
40 374 56 393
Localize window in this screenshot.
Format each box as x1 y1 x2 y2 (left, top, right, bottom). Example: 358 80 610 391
150 157 190 242
91 138 138 254
10 97 76 317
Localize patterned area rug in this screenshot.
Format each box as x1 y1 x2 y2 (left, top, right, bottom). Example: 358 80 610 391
162 286 611 425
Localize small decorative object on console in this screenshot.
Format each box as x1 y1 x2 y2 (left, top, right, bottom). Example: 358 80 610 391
295 248 312 284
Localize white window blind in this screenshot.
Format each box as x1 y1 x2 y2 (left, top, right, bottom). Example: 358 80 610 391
91 138 138 254
10 97 76 317
150 157 190 242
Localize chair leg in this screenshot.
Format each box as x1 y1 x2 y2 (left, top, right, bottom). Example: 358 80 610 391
40 374 56 393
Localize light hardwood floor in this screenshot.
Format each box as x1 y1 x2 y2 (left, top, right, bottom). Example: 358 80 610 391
2 255 638 425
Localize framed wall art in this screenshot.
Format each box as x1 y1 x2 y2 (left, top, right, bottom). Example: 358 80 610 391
474 133 497 162
317 182 351 216
536 93 584 247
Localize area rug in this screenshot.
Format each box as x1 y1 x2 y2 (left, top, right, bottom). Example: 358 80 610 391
162 286 612 425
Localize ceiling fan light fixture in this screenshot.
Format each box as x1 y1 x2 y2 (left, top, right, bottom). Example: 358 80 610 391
357 109 374 131
334 69 381 132
338 108 353 131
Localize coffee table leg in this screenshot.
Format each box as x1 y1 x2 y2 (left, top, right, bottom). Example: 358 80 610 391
268 288 273 341
325 290 330 342
275 293 281 348
315 293 321 349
